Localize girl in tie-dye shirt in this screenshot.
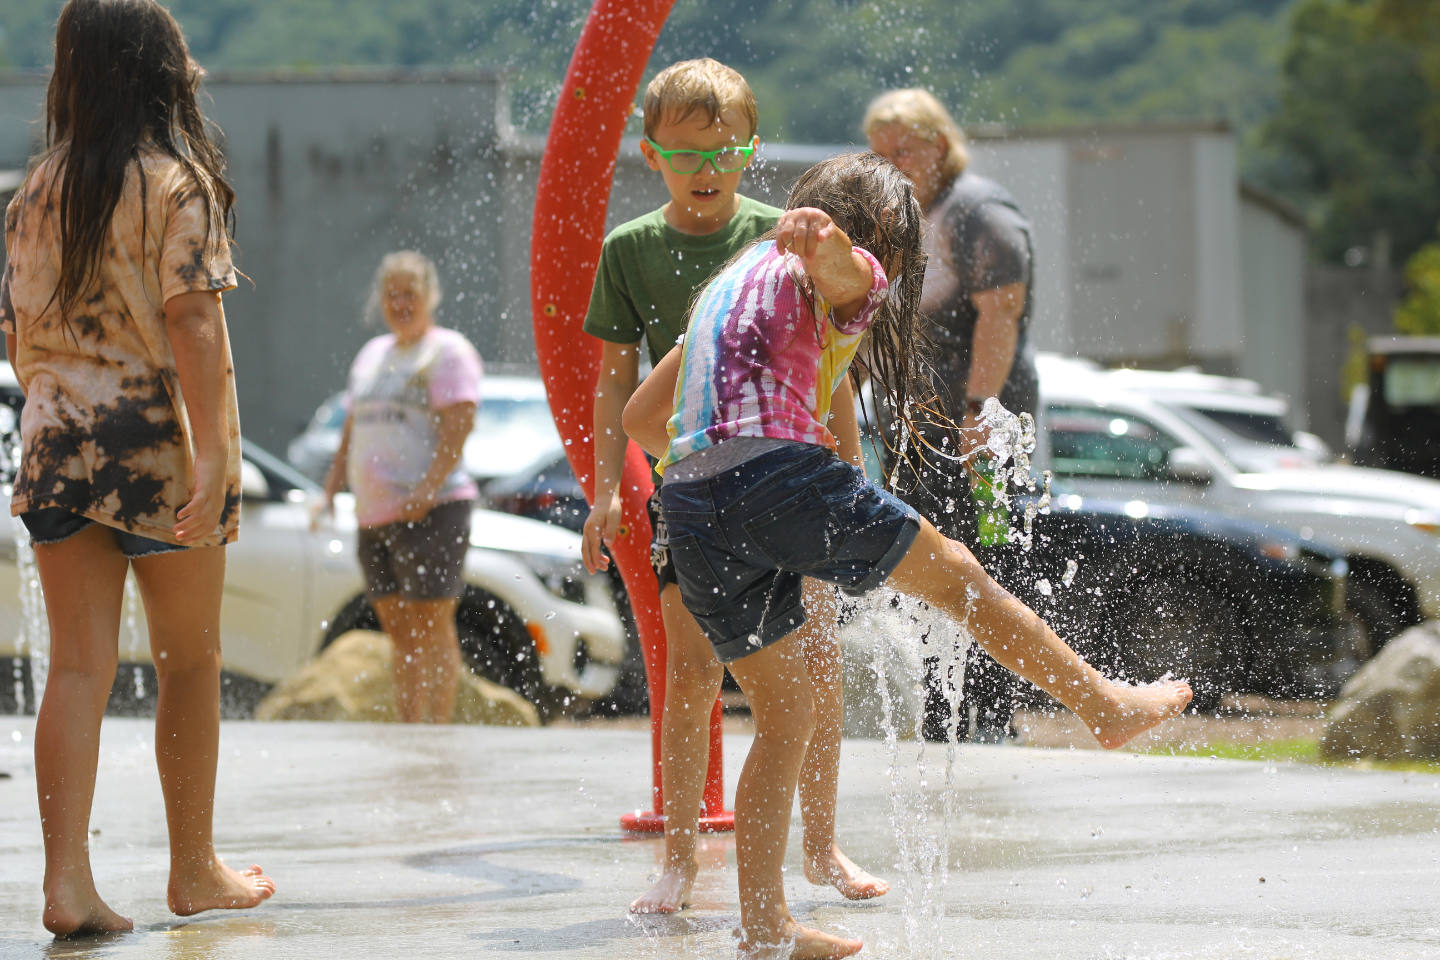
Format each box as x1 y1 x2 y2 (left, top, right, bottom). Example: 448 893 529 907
624 152 1193 960
0 0 274 937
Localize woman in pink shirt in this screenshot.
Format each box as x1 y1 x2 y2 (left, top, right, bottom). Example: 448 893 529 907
318 251 483 723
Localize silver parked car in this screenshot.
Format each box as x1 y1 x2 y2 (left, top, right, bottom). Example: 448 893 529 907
1039 378 1440 653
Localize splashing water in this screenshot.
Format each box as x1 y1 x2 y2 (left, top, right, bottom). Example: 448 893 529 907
123 577 146 701
12 513 48 712
840 587 975 960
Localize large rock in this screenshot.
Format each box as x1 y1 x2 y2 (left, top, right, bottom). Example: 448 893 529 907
1320 621 1440 761
255 630 539 727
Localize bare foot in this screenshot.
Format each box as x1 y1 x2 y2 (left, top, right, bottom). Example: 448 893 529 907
803 845 888 900
168 860 275 917
739 920 863 959
1084 680 1193 750
42 877 133 938
629 859 697 914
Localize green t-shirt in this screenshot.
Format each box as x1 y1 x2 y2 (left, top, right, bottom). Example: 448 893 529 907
582 194 782 366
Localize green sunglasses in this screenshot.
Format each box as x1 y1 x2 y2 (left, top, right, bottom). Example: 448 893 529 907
643 137 757 175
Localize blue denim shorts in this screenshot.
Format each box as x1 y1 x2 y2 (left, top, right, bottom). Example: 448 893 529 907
21 507 186 559
659 442 920 663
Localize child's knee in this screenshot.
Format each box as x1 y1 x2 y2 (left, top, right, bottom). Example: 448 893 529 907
755 684 816 744
152 643 221 677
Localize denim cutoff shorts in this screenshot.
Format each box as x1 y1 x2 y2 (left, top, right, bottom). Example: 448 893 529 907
21 506 187 559
659 441 920 663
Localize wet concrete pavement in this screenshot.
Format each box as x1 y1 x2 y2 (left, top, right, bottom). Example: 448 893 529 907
2 717 1438 959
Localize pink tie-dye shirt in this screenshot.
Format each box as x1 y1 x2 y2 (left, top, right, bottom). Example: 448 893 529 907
657 242 888 474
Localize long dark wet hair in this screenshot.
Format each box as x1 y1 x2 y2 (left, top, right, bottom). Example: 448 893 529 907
42 0 235 315
784 151 947 464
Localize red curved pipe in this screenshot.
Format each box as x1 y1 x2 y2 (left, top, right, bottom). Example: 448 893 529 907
529 0 731 832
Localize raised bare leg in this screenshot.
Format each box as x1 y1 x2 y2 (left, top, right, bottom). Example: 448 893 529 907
887 520 1192 747
630 584 724 914
132 545 275 916
794 579 887 901
32 524 134 937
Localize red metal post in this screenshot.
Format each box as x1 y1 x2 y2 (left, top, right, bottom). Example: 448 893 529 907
528 0 733 833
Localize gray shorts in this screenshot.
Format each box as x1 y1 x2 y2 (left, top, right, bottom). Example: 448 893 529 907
660 442 920 663
357 499 472 600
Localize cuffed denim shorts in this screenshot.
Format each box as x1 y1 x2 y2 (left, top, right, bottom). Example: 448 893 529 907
21 507 186 559
659 441 920 663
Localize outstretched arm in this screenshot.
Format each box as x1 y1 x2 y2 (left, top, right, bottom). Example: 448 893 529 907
623 343 683 461
776 208 876 326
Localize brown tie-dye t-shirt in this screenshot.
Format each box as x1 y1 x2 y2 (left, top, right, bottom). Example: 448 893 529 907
0 149 242 547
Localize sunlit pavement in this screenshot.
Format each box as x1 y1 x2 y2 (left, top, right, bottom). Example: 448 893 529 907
2 718 1438 959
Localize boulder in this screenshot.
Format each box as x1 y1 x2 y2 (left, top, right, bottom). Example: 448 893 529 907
1320 621 1440 761
255 630 539 727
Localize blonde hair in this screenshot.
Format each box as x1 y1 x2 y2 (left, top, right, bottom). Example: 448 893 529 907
368 250 441 324
862 88 969 179
642 58 758 141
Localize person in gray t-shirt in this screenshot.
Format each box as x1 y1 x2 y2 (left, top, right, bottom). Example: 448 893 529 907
865 88 1040 744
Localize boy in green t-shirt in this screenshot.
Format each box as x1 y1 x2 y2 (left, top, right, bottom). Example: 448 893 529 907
580 58 887 920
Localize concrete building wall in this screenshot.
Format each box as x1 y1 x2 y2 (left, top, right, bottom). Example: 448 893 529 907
0 73 511 450
1239 192 1310 428
0 74 1323 445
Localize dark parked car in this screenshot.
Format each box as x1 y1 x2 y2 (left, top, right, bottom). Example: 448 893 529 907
1017 485 1354 710
486 449 1357 711
1348 336 1440 480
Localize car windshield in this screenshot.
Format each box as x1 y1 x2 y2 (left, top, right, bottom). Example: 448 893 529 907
243 439 321 495
464 394 562 481
1383 357 1440 408
1185 407 1294 446
1046 406 1183 480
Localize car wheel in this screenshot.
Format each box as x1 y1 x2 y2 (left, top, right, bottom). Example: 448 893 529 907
1099 571 1243 713
322 589 557 720
589 569 650 716
454 587 561 720
1342 578 1402 657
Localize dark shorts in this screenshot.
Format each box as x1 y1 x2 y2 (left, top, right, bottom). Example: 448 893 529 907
660 442 920 663
21 507 186 559
357 499 472 601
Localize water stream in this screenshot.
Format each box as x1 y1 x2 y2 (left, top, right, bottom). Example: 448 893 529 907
844 396 1052 957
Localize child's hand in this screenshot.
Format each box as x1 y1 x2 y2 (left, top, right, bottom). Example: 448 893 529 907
581 493 623 574
307 495 333 532
175 454 227 543
776 207 874 317
776 207 849 262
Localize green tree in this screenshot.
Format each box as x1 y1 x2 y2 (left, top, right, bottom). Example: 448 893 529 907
1261 0 1439 266
1395 244 1440 335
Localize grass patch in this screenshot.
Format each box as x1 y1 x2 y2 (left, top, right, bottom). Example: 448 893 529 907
1145 737 1440 774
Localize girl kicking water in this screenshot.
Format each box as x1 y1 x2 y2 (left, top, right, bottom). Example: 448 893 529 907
1 0 274 936
624 152 1192 959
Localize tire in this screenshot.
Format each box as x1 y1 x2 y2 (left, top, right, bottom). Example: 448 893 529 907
589 569 650 717
1096 569 1243 713
1343 578 1403 657
322 588 556 720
